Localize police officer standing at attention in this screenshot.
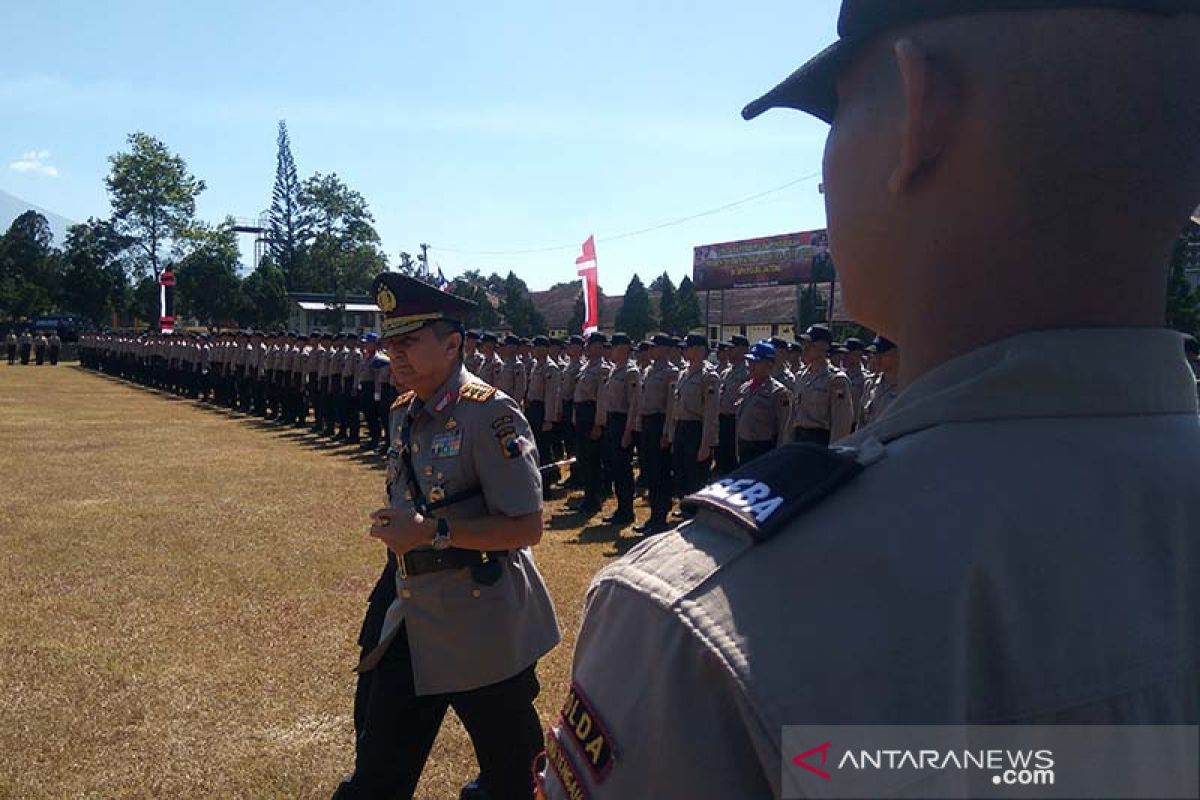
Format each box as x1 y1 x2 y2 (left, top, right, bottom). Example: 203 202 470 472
792 323 855 445
861 335 900 428
733 340 792 466
716 334 750 475
632 333 679 535
18 330 31 366
464 330 485 376
336 272 559 800
667 333 721 505
571 332 609 516
5 330 16 365
477 332 501 386
595 333 639 526
48 331 62 366
496 335 528 403
524 336 563 492
540 2 1200 797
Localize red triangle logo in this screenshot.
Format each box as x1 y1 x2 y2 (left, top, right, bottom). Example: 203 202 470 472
792 741 833 780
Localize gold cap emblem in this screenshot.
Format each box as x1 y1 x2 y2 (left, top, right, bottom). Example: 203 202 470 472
376 285 397 313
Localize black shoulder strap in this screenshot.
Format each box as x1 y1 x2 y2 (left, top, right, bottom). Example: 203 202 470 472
681 444 865 544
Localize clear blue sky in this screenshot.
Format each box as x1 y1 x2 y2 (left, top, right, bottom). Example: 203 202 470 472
1 0 841 292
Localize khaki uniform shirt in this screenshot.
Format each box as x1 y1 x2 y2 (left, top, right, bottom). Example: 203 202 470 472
861 373 900 428
573 357 608 406
719 361 749 416
541 328 1200 799
734 377 792 447
792 361 855 442
465 349 486 377
560 357 582 407
496 358 527 403
637 360 679 419
772 362 795 392
667 364 721 450
844 365 868 425
478 353 502 386
369 366 562 695
597 359 640 437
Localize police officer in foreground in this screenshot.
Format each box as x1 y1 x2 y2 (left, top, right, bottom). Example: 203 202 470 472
540 2 1200 797
336 272 560 800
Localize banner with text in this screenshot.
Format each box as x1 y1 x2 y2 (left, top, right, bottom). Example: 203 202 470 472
693 229 831 290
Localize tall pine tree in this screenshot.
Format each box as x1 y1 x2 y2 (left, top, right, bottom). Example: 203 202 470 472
655 272 678 334
674 276 702 334
615 274 655 339
269 121 302 287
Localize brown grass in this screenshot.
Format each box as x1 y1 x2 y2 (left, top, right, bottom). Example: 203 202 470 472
0 364 640 799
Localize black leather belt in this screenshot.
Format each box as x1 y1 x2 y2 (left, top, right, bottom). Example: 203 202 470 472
399 548 509 578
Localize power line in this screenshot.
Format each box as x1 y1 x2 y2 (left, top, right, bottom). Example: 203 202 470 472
430 172 821 257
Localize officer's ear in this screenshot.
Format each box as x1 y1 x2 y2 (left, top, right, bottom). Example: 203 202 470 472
888 38 960 195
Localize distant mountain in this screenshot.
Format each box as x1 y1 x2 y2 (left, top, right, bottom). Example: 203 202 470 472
0 188 76 244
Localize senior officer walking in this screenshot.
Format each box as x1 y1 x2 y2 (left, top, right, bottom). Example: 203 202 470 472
335 272 560 800
541 2 1200 797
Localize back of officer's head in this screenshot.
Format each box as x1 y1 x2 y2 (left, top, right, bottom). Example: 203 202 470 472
826 8 1200 349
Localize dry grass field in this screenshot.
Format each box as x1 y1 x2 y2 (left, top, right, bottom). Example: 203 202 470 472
0 364 642 799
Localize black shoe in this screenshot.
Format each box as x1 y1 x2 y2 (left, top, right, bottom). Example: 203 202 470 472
633 519 671 535
576 502 602 516
602 510 636 525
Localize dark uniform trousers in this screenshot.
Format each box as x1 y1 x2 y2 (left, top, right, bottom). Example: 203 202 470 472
793 427 831 447
574 400 603 509
359 388 378 444
716 414 738 476
377 385 397 449
326 376 342 435
19 344 30 365
640 412 673 522
339 559 543 800
49 346 60 366
603 412 635 513
7 344 15 365
525 400 560 488
35 346 46 366
737 438 774 467
671 420 710 499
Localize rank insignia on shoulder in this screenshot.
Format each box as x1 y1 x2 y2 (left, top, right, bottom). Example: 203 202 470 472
460 382 496 402
391 390 416 410
681 444 866 543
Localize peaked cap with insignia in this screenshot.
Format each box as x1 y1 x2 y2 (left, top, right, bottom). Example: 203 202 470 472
372 272 476 340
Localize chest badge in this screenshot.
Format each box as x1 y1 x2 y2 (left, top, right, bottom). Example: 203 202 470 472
431 429 463 459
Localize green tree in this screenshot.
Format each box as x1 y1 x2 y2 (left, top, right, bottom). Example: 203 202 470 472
268 121 303 287
131 274 161 329
498 271 547 336
1166 233 1200 336
59 218 132 326
105 132 206 279
241 255 289 329
451 271 504 331
0 211 60 320
615 274 655 339
655 272 678 334
292 172 387 294
568 293 586 334
175 222 244 326
674 275 702 334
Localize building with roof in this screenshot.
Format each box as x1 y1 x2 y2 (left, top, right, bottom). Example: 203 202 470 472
286 292 381 334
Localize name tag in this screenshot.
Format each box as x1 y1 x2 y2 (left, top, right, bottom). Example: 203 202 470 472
430 430 463 459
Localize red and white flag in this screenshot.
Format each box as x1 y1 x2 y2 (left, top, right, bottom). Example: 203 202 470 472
575 235 599 334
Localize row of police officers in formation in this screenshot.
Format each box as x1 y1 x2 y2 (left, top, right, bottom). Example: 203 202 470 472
78 330 400 451
5 331 62 366
76 324 901 536
459 324 900 535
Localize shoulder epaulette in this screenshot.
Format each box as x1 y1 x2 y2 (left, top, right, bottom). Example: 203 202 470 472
391 390 415 410
681 443 875 543
460 382 497 402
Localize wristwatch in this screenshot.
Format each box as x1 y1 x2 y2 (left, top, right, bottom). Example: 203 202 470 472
431 517 452 550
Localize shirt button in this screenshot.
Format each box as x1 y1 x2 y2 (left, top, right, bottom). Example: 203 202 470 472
471 588 481 598
401 589 413 599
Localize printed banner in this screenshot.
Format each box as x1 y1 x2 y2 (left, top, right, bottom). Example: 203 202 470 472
693 230 832 290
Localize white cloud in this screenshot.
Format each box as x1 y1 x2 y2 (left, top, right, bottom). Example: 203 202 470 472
9 149 59 177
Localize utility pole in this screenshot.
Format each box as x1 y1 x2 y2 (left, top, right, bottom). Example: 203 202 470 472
419 243 430 278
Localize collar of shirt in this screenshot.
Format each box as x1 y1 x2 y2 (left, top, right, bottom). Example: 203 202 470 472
408 365 471 426
847 328 1198 447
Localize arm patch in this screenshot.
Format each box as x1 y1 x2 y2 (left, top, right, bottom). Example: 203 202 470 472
681 444 866 543
460 382 497 402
